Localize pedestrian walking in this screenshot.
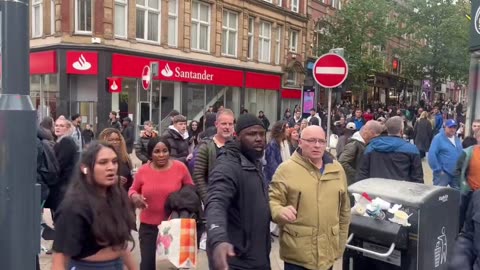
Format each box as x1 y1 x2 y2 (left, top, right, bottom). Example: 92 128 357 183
413 111 433 158
162 114 192 164
109 111 122 130
269 125 351 270
264 121 291 186
81 124 95 146
134 121 158 164
206 114 271 270
128 136 194 270
51 141 137 270
121 117 135 154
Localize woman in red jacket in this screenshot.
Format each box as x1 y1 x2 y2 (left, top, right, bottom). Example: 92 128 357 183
128 136 193 270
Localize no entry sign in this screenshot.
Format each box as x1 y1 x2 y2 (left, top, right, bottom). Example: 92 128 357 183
313 53 348 88
142 65 151 90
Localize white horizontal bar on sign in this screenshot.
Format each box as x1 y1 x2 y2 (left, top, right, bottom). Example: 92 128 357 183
315 67 345 75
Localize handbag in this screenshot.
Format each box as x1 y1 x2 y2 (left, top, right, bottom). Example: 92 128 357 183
329 134 339 149
157 218 198 269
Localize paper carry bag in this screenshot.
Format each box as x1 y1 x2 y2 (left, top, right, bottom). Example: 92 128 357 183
157 218 197 268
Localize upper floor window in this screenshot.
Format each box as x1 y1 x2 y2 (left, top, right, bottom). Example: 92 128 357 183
51 0 55 34
247 17 254 60
191 1 211 52
332 0 342 10
32 0 43 37
278 0 283 7
168 0 178 47
291 0 299 13
314 24 322 57
275 26 282 65
264 0 273 3
259 21 271 63
115 0 128 38
136 0 160 42
289 29 298 53
75 0 92 33
222 10 238 57
286 71 297 86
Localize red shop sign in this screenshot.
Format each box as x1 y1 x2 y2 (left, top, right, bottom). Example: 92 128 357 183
66 51 98 75
112 54 244 87
245 72 281 90
107 77 122 93
30 51 57 74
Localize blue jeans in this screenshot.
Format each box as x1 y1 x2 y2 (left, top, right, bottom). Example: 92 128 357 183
433 172 459 189
284 262 332 270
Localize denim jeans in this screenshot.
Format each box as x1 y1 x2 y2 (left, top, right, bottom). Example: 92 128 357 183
284 262 332 270
433 172 459 189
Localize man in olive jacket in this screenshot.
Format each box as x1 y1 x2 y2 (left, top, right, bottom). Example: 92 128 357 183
269 125 351 270
339 120 383 186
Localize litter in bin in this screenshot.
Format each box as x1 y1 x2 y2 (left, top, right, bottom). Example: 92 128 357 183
389 210 412 227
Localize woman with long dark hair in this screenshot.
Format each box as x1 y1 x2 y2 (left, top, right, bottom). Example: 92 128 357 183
129 136 194 270
264 121 290 185
188 120 201 149
52 141 137 270
99 128 133 190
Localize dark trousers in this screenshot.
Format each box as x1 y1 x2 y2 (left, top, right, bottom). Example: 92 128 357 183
284 262 332 270
139 223 159 270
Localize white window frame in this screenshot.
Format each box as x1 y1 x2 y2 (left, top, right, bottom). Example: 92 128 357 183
332 0 341 9
258 21 271 63
289 29 298 53
264 0 273 3
75 0 92 34
275 26 282 65
278 0 282 7
191 1 211 52
286 71 297 85
291 0 299 13
168 0 178 47
222 10 238 57
114 0 128 38
247 17 254 60
51 0 55 34
32 0 43 38
136 0 161 43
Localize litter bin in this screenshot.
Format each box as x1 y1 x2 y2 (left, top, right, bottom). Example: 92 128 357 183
343 178 460 270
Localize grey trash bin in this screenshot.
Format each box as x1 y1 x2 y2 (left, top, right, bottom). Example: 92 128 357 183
343 178 460 270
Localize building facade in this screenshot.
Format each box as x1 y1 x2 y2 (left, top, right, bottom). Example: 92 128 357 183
29 0 308 132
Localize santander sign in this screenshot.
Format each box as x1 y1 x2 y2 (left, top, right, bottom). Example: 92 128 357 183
161 63 214 81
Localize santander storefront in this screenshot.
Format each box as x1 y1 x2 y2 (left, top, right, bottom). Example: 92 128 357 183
111 53 281 130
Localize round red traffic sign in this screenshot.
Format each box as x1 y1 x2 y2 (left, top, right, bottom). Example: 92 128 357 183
142 65 151 90
312 53 348 88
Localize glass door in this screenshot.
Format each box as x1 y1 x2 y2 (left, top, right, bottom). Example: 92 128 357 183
76 101 97 132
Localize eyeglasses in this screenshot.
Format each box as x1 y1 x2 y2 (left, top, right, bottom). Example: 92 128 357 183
301 138 327 146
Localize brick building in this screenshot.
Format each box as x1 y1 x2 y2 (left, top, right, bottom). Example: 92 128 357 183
29 0 308 132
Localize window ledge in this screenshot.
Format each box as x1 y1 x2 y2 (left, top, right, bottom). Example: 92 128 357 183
191 48 211 54
136 39 161 45
74 31 93 36
221 53 238 59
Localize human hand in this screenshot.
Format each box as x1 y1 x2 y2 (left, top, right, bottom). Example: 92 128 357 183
131 194 148 209
186 153 193 161
212 242 235 270
279 206 297 223
120 176 127 185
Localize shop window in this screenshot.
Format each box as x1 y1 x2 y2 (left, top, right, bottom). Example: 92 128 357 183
114 0 128 38
32 0 43 38
75 0 92 33
168 0 178 47
289 29 298 53
222 10 238 57
259 21 271 63
191 1 210 52
286 71 297 86
291 0 299 13
51 0 55 34
136 0 160 42
245 89 278 123
247 17 254 60
275 26 282 65
30 74 59 121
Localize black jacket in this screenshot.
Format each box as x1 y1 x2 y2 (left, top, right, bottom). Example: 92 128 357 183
339 136 366 186
413 118 433 152
356 136 424 183
449 190 480 270
205 140 271 270
122 124 135 154
163 128 190 164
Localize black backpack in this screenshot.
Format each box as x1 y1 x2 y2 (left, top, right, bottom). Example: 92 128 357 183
38 140 60 187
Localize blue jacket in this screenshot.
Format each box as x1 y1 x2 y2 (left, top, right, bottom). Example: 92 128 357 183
264 140 282 184
434 113 443 132
356 136 423 183
428 131 463 176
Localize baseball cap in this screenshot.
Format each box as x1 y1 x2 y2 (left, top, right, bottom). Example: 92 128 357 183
445 119 458 128
346 122 356 130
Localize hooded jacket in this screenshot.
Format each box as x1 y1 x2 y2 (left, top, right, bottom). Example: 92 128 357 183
356 136 423 183
163 127 190 164
338 131 366 186
134 130 158 164
428 130 463 177
205 140 271 270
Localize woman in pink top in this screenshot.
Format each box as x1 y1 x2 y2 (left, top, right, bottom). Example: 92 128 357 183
128 136 193 270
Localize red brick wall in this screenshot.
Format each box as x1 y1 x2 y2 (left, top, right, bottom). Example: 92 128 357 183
94 0 104 36
60 0 70 33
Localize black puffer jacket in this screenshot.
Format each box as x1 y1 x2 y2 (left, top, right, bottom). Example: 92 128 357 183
205 140 271 270
134 130 158 164
163 128 190 164
449 190 480 270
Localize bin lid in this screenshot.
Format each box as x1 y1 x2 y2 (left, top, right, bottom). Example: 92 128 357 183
348 178 453 207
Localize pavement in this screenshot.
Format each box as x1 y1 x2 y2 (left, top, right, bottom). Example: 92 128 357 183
39 155 434 270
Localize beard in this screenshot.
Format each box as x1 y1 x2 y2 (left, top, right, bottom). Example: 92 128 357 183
239 143 264 162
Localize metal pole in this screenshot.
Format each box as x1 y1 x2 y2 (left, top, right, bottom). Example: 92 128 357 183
149 66 153 122
0 0 41 269
326 88 332 148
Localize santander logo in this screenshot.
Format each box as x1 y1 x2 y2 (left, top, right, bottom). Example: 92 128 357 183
160 63 214 81
161 64 173 77
110 80 118 91
72 54 92 71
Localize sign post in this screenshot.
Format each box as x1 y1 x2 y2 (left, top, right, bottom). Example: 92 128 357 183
312 53 349 149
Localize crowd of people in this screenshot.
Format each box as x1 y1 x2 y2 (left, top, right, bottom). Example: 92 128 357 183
34 98 480 270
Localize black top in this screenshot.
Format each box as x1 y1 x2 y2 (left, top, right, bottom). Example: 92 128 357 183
53 201 106 260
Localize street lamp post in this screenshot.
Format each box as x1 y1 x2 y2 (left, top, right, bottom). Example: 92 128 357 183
0 0 41 269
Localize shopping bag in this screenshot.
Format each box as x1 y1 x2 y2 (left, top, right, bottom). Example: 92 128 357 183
329 134 339 149
157 218 197 268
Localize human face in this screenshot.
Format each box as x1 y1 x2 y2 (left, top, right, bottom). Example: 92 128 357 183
295 111 301 119
54 119 69 137
151 142 170 167
473 122 480 133
215 114 235 140
445 126 457 137
73 117 81 127
92 147 119 188
355 110 362 118
300 121 308 129
109 113 115 120
174 121 187 134
238 125 266 160
144 123 153 132
191 121 199 131
291 130 299 141
299 126 326 161
340 117 345 125
105 132 122 151
310 110 315 116
85 124 91 130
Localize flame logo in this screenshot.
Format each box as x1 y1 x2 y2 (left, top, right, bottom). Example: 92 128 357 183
161 64 173 77
111 80 118 91
72 54 92 71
